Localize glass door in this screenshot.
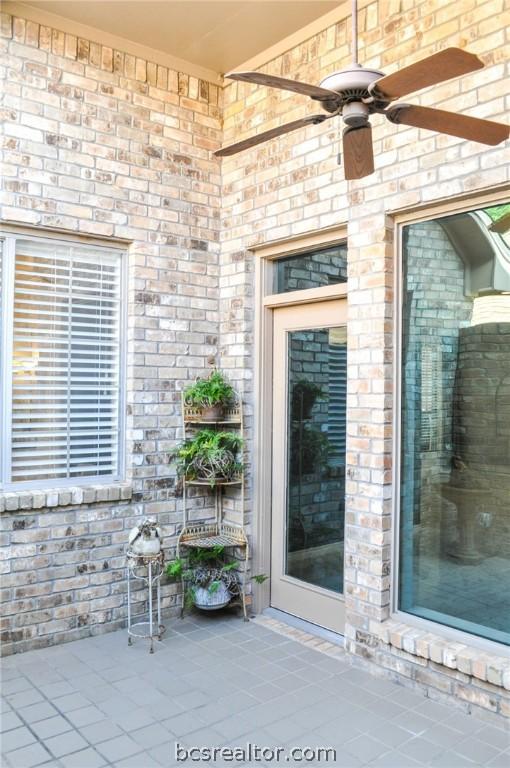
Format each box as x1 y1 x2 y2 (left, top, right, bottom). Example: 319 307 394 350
271 300 347 633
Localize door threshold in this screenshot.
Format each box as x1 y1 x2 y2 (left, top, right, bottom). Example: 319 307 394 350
263 607 345 647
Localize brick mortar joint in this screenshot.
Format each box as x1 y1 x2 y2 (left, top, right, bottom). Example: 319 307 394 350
0 483 133 512
373 618 510 690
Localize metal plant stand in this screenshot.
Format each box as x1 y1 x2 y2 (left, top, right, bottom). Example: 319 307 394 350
177 395 249 621
126 550 165 652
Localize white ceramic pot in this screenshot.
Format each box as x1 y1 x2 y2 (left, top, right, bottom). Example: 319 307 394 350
128 519 162 556
193 582 231 610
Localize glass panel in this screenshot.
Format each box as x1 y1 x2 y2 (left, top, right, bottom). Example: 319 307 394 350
400 203 510 645
274 245 347 294
286 326 346 593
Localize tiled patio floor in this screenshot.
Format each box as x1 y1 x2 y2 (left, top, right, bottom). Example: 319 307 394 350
1 614 509 768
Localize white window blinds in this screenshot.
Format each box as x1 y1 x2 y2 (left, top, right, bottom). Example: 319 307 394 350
1 234 124 488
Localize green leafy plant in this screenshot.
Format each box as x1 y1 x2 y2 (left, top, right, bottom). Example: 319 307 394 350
171 429 243 487
166 545 240 609
184 370 235 408
291 379 326 421
290 424 330 477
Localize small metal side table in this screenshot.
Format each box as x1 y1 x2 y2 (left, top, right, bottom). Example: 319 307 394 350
126 550 165 653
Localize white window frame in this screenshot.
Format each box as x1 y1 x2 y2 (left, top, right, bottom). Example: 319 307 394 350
0 229 127 491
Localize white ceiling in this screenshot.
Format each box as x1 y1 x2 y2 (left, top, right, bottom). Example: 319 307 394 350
23 1 341 74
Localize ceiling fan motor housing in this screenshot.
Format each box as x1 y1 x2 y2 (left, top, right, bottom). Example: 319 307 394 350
342 101 370 127
319 65 385 110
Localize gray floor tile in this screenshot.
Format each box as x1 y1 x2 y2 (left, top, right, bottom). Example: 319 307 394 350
369 750 423 767
112 753 162 768
250 682 285 701
2 725 37 753
111 707 157 732
477 725 510 751
368 720 414 749
44 730 90 758
2 677 34 696
18 701 59 724
447 711 486 735
392 710 435 736
96 734 145 762
57 748 107 768
343 734 391 763
79 719 124 744
53 693 92 714
487 751 510 768
398 735 445 763
428 750 479 767
2 742 52 768
131 722 173 748
38 682 75 700
2 618 507 768
453 736 502 764
0 710 23 732
148 741 178 766
31 716 74 740
422 722 466 750
66 705 106 728
6 689 45 709
213 714 253 741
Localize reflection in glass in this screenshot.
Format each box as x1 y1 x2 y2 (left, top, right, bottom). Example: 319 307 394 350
400 203 510 645
286 327 346 593
275 245 347 294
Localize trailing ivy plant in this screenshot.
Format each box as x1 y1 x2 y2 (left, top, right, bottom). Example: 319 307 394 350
171 429 243 487
184 370 236 408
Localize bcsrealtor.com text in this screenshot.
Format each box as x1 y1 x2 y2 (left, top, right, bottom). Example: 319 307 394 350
175 743 337 763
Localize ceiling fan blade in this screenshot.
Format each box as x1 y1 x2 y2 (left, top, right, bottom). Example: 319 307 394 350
490 210 510 234
215 114 331 157
225 71 340 102
342 124 374 180
386 104 509 145
371 48 484 101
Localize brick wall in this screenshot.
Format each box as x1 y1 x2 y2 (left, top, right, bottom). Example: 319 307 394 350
0 10 222 652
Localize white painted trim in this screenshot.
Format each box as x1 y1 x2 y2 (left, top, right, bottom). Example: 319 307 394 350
0 221 131 248
4 1 222 84
263 283 347 308
390 183 510 225
251 224 347 259
252 254 272 614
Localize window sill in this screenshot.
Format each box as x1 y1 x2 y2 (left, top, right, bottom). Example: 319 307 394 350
374 618 510 691
0 483 132 512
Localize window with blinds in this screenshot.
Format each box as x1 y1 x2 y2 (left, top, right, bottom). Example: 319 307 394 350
0 234 124 489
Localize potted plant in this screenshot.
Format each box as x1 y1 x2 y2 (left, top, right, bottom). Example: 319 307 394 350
166 545 240 610
291 380 326 421
290 424 330 476
183 370 236 421
171 429 243 487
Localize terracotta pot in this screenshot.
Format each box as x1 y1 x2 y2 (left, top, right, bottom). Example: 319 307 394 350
199 403 224 421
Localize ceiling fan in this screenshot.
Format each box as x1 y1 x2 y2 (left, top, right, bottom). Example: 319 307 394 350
215 0 509 179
